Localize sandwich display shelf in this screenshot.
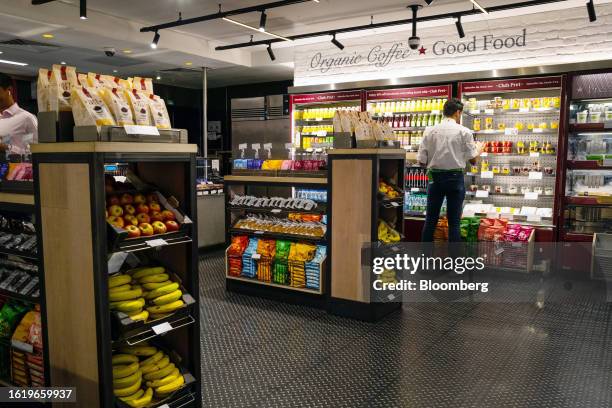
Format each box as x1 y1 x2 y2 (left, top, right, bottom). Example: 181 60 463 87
32 142 201 408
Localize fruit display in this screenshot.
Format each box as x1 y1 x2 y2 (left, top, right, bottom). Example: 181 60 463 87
233 214 326 238
106 191 180 239
109 266 186 324
378 220 401 243
112 345 188 407
379 180 401 199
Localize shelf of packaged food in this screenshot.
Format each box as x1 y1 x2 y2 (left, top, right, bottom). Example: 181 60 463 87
565 196 612 206
295 119 334 124
569 123 612 132
371 110 442 117
229 228 326 243
388 126 428 131
478 153 556 158
224 175 328 185
0 247 38 261
0 287 39 304
466 191 555 198
567 160 612 170
465 172 556 178
467 108 561 116
473 130 558 136
228 205 327 215
226 275 323 295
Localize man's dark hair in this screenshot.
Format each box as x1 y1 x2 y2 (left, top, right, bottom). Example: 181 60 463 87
443 98 464 117
0 73 13 90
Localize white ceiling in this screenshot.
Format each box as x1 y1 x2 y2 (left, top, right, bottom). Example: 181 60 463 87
0 0 602 88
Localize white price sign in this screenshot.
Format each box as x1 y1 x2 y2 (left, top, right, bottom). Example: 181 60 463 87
315 118 323 121
533 128 544 133
124 125 160 136
530 152 540 157
316 130 327 137
263 143 273 150
604 158 612 167
480 152 488 157
251 143 261 150
390 201 400 207
604 121 612 129
476 190 489 198
505 128 518 136
484 109 495 115
146 239 168 248
238 143 247 150
480 171 494 179
431 110 440 115
152 322 173 335
528 172 543 180
411 188 420 192
519 108 530 113
524 192 539 200
527 215 542 222
470 110 481 115
271 209 282 214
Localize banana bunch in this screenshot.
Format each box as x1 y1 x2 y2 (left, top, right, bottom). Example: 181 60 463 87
379 181 400 199
109 273 148 322
128 267 185 321
114 346 186 404
378 220 401 243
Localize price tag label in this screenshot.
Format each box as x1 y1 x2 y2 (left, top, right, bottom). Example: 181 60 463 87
315 118 323 121
271 209 282 214
124 125 160 136
263 143 273 150
431 110 440 115
316 130 327 137
476 190 489 198
505 128 518 136
254 231 264 235
604 158 612 167
519 108 530 113
485 109 495 115
158 405 170 408
527 215 542 222
533 128 544 133
239 143 248 150
481 171 494 179
390 202 400 207
528 172 543 180
411 187 420 192
530 152 540 157
480 152 488 157
470 110 481 115
251 143 261 150
146 239 168 248
604 121 612 129
494 247 505 256
524 192 539 200
11 340 33 353
152 322 173 335
285 143 293 150
252 253 261 260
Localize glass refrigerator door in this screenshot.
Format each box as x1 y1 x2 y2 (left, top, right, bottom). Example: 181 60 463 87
564 169 612 235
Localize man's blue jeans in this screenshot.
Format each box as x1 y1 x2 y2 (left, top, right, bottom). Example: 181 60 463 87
421 171 465 242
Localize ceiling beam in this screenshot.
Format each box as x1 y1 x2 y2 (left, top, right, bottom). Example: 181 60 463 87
31 0 58 4
140 0 314 33
215 0 570 51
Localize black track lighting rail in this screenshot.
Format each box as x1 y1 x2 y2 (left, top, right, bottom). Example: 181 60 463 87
140 0 314 33
215 0 570 51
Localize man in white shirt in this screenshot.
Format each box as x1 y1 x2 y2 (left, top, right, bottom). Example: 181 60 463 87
417 98 482 242
0 73 38 155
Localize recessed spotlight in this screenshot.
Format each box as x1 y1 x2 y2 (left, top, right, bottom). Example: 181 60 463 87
156 75 161 80
80 0 87 20
123 50 132 54
112 69 118 73
60 61 66 65
42 34 54 39
185 62 193 66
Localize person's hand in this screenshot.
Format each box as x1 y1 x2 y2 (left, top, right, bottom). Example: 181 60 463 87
475 141 485 154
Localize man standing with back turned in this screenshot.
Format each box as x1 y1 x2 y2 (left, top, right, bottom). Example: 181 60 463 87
417 98 482 242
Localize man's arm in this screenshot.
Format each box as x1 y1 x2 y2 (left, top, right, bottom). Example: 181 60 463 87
463 129 482 165
416 128 431 167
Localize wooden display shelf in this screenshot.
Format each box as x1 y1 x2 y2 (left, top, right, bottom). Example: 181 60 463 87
226 275 323 295
229 228 326 243
0 193 34 206
31 141 198 154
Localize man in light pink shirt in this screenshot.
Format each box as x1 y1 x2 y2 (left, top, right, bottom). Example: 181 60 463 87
0 73 37 155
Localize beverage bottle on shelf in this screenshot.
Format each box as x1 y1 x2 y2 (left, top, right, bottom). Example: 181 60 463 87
410 114 416 128
399 115 405 128
416 99 422 112
425 99 432 111
423 114 429 127
399 100 407 112
392 115 398 128
408 100 416 112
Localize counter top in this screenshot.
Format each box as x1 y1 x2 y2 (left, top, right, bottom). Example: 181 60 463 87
328 148 406 155
0 193 34 205
31 142 198 154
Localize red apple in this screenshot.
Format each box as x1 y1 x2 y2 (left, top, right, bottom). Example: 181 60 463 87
138 223 154 236
152 221 167 235
136 204 149 214
149 202 161 213
124 204 136 215
161 210 175 221
136 213 151 224
120 193 134 205
134 194 146 205
150 211 164 222
146 193 159 203
108 205 124 217
165 220 179 232
107 216 125 229
107 196 120 206
125 224 141 238
124 214 139 226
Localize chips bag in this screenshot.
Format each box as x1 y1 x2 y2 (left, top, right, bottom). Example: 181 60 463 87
101 88 135 126
0 303 28 338
71 86 116 127
49 64 78 112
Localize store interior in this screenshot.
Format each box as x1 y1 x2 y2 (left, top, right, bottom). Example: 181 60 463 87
0 0 610 407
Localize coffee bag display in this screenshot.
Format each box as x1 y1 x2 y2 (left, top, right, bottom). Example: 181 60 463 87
36 68 51 112
71 86 116 127
125 89 152 126
49 64 78 112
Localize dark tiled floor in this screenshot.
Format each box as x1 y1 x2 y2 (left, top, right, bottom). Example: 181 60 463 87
199 252 612 408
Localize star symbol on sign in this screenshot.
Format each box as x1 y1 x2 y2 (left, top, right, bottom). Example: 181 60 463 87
419 46 427 55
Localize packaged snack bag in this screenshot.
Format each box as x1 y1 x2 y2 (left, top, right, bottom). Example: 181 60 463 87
132 77 154 93
36 68 51 112
49 64 78 112
100 88 135 126
125 89 152 126
146 94 172 129
228 236 249 256
478 218 507 241
71 86 116 127
28 311 43 350
517 226 534 242
434 217 448 242
503 224 522 242
0 303 28 338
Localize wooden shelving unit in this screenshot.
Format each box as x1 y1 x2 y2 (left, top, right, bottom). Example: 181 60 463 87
32 142 201 408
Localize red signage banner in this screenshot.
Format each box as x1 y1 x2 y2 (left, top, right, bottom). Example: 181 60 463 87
291 91 362 104
460 76 562 94
366 85 452 100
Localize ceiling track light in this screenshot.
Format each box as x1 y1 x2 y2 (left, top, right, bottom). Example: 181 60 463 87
259 11 267 31
331 33 344 50
424 0 434 4
587 0 597 22
267 44 276 61
222 17 292 41
80 0 87 19
455 15 465 38
151 31 160 49
469 0 489 14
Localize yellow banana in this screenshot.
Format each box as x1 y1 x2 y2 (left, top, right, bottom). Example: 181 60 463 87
112 362 139 379
132 266 166 280
144 362 175 381
119 388 144 402
131 284 142 291
119 346 157 356
112 354 139 366
128 309 149 322
113 369 141 389
109 288 143 302
146 368 180 388
146 300 184 315
125 387 153 408
113 377 142 397
155 373 184 395
139 350 164 367
139 273 169 283
149 313 172 321
115 298 145 313
145 282 179 300
152 290 183 306
142 281 172 290
109 284 131 293
141 356 170 375
109 274 131 288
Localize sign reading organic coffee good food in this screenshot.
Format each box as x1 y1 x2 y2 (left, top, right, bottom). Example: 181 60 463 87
294 3 612 86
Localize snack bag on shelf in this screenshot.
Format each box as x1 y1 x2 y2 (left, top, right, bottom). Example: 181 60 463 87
434 217 448 242
146 94 172 129
125 89 152 126
11 309 37 344
49 64 79 112
87 72 113 89
517 226 534 242
0 303 28 338
273 240 291 285
477 218 508 242
241 238 259 278
27 310 43 351
71 86 116 127
132 76 154 93
305 245 326 290
257 239 276 258
503 224 522 242
36 68 52 112
228 236 249 256
100 88 135 126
